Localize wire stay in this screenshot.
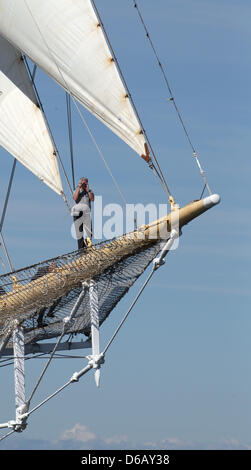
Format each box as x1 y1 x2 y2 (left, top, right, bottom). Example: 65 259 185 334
133 0 212 195
22 55 73 211
0 159 17 273
23 0 128 206
90 0 173 200
24 0 173 202
0 229 178 439
0 232 177 439
66 93 75 190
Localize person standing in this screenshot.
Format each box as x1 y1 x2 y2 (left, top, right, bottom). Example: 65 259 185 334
72 177 94 249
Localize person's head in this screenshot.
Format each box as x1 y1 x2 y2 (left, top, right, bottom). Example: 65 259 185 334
80 177 88 188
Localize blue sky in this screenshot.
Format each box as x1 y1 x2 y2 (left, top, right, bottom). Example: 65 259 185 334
0 0 250 450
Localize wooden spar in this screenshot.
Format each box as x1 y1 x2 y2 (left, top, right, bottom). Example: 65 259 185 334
0 194 220 323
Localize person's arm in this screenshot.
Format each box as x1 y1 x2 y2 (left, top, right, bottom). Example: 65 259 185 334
85 182 94 201
88 190 94 202
73 181 83 202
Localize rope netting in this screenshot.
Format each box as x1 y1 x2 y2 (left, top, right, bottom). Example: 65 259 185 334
0 232 166 351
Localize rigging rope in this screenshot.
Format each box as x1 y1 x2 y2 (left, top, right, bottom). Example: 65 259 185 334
22 55 73 213
0 430 15 442
133 0 212 196
0 233 14 273
31 64 37 84
26 363 92 420
103 262 156 355
5 242 169 432
199 183 207 200
90 0 173 201
0 160 17 273
0 254 6 271
26 327 69 407
0 352 46 369
70 98 128 205
26 286 86 407
0 236 174 436
66 93 76 189
0 159 16 234
0 253 162 431
23 0 128 206
0 353 89 368
24 0 174 203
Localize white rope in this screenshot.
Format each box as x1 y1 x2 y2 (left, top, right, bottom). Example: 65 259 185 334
21 261 157 421
103 232 178 353
0 429 15 442
103 265 155 354
0 238 175 434
26 286 87 407
23 364 93 420
25 240 171 416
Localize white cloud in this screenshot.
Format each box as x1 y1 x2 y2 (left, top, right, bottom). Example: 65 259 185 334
161 437 182 446
103 435 128 445
1 426 251 450
144 437 183 449
60 423 96 443
222 438 251 451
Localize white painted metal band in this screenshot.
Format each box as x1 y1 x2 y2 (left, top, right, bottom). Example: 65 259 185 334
13 327 25 414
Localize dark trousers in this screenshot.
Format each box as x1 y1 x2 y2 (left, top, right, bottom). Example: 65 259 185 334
73 212 86 249
73 211 92 250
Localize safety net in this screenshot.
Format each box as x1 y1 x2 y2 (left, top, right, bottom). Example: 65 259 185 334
0 230 166 351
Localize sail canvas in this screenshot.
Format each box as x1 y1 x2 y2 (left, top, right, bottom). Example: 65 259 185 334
0 36 63 194
0 0 146 156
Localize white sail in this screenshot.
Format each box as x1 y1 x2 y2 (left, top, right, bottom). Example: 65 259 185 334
0 37 63 195
0 0 146 157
